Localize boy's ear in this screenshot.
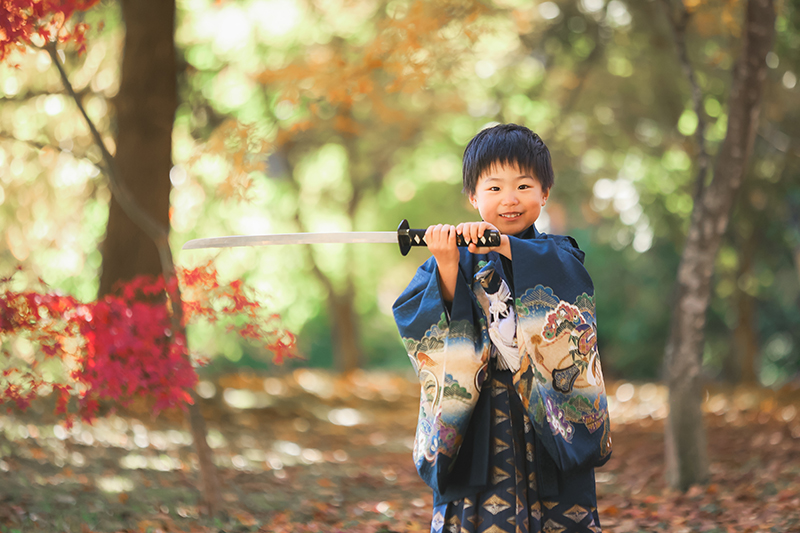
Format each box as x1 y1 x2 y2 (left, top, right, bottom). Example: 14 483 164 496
468 193 478 209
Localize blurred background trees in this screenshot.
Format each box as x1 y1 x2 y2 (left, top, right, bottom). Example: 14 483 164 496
1 0 798 389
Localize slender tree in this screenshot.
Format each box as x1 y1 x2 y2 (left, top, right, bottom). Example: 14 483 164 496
0 0 227 513
91 0 223 512
661 0 775 490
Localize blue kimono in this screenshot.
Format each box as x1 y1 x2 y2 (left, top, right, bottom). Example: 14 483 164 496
393 225 612 533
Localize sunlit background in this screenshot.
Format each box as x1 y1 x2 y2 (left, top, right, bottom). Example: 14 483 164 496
1 0 798 385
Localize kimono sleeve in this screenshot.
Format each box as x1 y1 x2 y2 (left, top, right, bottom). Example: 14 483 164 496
392 255 490 495
509 236 612 472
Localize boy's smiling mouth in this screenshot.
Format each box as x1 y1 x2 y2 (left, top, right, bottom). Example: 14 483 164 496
500 213 522 219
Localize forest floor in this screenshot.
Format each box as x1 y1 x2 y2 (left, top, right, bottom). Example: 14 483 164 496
0 370 799 533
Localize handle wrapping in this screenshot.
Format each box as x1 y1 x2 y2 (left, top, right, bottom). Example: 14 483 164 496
397 219 501 256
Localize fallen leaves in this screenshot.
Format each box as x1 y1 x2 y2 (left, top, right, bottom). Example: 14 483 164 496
0 373 799 532
597 392 800 533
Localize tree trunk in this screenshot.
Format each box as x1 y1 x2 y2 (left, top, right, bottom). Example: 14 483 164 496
301 252 364 372
99 0 176 295
792 196 800 285
664 0 775 491
727 234 760 384
281 136 366 373
329 284 363 373
187 390 221 516
795 247 800 285
94 0 223 514
732 289 760 385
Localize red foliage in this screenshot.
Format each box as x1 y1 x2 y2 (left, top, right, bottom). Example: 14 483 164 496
179 262 297 364
0 264 295 423
0 0 100 61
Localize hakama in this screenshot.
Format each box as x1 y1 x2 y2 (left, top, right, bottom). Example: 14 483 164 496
432 370 602 533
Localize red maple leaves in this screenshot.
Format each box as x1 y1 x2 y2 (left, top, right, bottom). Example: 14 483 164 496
0 264 296 424
180 262 296 365
1 0 100 61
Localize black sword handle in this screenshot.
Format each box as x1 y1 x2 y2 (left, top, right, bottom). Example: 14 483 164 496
396 219 501 256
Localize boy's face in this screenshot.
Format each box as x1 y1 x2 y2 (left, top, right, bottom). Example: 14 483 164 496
469 162 549 235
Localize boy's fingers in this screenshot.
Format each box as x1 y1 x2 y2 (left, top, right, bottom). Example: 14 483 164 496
426 225 444 246
471 224 482 243
427 224 457 248
478 221 495 239
456 223 470 241
424 225 435 241
459 223 471 243
432 223 505 250
457 223 480 245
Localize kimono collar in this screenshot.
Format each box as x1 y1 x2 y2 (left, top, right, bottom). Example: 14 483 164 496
512 224 540 240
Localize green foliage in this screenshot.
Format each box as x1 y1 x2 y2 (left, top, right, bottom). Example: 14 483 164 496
1 0 798 384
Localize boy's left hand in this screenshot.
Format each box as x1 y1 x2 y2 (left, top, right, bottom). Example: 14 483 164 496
456 221 512 259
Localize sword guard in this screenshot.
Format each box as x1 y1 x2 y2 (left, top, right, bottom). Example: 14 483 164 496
397 219 501 256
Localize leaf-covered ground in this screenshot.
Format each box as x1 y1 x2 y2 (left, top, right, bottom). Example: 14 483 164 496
0 371 798 533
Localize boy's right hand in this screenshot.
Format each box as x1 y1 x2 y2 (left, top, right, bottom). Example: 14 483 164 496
426 224 459 304
425 224 459 271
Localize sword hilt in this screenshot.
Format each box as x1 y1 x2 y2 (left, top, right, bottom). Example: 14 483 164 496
397 219 502 256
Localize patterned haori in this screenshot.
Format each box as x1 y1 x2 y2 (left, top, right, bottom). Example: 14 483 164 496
393 225 611 533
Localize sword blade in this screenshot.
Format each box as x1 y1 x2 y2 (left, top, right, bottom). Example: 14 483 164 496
182 231 398 250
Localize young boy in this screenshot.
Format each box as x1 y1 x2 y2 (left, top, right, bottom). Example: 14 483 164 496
393 124 612 533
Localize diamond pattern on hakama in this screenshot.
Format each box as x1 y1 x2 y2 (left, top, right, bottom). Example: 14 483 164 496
430 371 602 533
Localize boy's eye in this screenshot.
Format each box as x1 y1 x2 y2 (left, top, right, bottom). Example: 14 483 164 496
518 184 530 190
489 186 500 191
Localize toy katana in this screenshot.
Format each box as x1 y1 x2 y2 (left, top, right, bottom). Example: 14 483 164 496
182 219 501 256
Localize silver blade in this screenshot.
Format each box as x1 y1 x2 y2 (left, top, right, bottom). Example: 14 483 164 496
182 231 398 250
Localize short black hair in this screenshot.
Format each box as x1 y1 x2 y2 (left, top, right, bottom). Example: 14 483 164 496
462 123 554 196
